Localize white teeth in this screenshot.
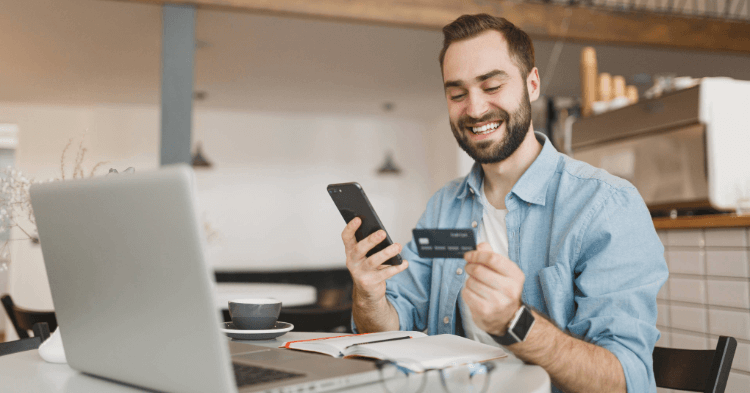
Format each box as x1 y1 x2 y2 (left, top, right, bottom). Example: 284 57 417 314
470 122 500 135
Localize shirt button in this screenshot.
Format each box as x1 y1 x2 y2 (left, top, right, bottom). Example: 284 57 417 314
469 188 475 194
471 221 478 228
527 202 531 206
456 268 463 275
443 316 450 324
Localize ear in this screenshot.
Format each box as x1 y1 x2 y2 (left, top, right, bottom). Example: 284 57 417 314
526 67 540 102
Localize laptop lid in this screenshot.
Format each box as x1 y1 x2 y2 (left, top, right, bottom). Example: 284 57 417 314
30 165 237 393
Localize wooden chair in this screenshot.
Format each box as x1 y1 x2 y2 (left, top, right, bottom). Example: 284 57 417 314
1 294 57 339
278 287 352 332
653 336 737 393
0 322 50 356
278 304 352 333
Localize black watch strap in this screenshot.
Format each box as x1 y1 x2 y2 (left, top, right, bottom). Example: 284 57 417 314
490 305 535 345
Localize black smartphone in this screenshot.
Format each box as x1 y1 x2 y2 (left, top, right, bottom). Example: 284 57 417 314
327 182 403 266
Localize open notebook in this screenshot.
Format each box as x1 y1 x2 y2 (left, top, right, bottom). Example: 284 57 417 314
283 331 507 372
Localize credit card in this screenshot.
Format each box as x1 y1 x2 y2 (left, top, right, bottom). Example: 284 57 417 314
412 229 476 259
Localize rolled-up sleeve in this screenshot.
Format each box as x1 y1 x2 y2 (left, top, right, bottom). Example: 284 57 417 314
384 235 432 332
351 193 441 334
567 186 668 393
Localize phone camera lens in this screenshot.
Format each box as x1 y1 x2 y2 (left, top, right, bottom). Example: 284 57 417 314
339 189 342 193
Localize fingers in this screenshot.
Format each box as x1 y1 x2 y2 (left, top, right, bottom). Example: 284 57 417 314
464 246 523 280
463 246 498 268
464 263 506 290
462 282 511 308
341 217 361 251
342 220 391 260
366 242 402 269
476 242 492 252
353 229 387 258
463 272 519 300
462 276 522 335
374 259 409 282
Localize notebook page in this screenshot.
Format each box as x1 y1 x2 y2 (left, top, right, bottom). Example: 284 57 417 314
349 334 507 370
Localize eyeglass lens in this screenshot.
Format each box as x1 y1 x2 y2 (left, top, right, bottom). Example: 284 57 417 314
376 360 426 393
439 362 496 393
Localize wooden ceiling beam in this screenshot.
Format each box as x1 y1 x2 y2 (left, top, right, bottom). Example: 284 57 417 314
125 0 750 53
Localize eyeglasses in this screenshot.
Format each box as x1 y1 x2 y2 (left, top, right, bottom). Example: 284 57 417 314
375 359 497 393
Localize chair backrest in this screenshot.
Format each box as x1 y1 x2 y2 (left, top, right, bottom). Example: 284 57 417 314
653 336 737 393
1 294 57 339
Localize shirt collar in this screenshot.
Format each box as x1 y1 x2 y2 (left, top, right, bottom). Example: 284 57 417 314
511 132 559 206
457 159 484 200
457 132 560 206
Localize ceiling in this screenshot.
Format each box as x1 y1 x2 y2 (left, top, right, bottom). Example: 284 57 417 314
3 0 750 121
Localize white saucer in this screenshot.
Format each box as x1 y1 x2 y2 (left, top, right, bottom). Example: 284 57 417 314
221 321 293 340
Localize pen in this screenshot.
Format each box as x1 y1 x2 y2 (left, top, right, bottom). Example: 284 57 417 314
345 336 412 349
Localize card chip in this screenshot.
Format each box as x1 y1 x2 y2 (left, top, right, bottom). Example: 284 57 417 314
418 237 430 245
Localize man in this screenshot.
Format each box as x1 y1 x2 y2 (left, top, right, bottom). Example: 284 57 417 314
340 14 667 393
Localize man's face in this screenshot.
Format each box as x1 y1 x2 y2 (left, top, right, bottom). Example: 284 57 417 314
442 30 537 164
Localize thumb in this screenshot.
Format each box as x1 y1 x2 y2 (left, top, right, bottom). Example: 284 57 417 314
476 242 492 252
383 260 409 280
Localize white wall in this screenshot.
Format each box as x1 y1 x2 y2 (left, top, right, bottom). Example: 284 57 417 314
424 114 465 194
0 102 461 334
192 109 437 270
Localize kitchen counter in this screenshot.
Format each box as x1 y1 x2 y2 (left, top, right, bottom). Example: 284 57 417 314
653 214 750 230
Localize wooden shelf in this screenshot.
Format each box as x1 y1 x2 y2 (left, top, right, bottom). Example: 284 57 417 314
125 0 750 54
653 214 750 230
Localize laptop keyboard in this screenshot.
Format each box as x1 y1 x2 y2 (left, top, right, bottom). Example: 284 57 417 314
233 362 305 388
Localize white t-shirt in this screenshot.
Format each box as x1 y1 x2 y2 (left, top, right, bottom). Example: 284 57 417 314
458 180 509 348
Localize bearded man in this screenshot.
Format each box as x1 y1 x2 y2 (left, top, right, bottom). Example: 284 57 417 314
339 14 667 393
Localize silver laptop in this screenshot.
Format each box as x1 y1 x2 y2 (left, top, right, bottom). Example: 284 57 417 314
29 165 381 393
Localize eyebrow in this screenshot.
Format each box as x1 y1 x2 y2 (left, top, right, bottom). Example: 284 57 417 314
444 69 510 90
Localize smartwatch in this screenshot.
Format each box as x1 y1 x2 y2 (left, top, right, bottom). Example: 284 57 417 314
490 304 536 345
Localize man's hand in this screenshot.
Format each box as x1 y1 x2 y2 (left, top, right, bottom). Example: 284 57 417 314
342 217 408 332
462 242 525 336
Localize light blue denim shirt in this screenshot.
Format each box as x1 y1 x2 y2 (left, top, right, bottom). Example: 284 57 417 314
353 132 668 393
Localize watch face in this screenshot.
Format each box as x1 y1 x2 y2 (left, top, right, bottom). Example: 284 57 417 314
511 307 534 341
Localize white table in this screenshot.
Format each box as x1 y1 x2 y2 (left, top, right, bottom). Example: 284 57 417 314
0 332 551 393
215 283 317 310
245 332 551 393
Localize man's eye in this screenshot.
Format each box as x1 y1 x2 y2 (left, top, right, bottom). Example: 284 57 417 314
485 86 501 93
450 93 466 101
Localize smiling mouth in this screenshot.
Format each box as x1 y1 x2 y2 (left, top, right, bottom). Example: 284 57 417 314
469 121 501 135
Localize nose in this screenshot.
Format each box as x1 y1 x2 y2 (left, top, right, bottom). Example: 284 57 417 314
465 92 489 120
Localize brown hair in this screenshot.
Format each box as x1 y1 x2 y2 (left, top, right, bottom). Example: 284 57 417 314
439 14 535 78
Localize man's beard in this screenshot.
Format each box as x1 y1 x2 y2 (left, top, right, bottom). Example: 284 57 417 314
450 89 532 164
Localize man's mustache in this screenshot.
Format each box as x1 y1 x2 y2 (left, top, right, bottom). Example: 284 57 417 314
458 109 510 130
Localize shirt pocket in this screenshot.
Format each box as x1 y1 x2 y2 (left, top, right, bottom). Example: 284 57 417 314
538 264 574 329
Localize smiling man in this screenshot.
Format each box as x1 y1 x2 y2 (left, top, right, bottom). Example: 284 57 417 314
340 14 668 393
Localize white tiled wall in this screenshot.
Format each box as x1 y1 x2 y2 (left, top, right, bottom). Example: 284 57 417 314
657 227 750 393
666 250 705 275
706 250 749 277
669 278 707 305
